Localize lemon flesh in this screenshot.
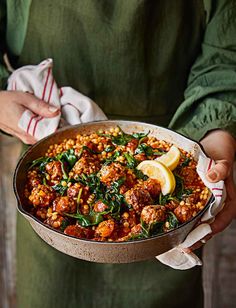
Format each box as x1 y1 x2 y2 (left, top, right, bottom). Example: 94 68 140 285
137 160 176 195
155 145 180 171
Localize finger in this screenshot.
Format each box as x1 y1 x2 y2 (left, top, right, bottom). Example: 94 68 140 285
15 132 37 145
18 93 60 118
185 234 212 252
1 123 37 144
206 159 230 182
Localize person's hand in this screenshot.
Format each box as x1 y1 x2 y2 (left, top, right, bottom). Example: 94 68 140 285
188 130 236 251
0 90 60 144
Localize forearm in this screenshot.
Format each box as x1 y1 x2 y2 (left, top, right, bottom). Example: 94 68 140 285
169 0 236 141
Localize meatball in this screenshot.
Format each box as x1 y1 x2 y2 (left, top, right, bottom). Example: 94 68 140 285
72 156 100 176
52 196 76 214
29 184 55 207
45 161 63 181
93 200 108 213
130 224 143 236
174 204 194 223
117 223 143 242
99 162 126 186
133 153 147 162
141 205 167 225
45 214 65 229
142 178 161 199
180 166 197 186
124 188 152 213
64 224 94 239
67 183 83 198
126 138 139 153
95 219 115 238
27 170 42 188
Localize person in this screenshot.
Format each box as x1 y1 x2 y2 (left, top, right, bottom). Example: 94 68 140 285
0 1 236 307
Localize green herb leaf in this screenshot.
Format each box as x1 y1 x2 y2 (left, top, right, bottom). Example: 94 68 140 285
180 157 191 168
174 174 184 200
76 188 83 213
134 169 148 180
159 192 178 205
141 219 164 237
104 145 115 152
65 212 103 227
30 157 53 172
103 150 121 165
183 188 193 196
135 144 166 157
123 152 138 168
60 219 70 231
167 212 179 229
56 149 77 169
132 131 150 140
52 181 68 195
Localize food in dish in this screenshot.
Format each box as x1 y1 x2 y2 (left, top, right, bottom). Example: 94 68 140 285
24 126 210 241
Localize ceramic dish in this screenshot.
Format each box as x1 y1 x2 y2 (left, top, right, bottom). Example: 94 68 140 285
13 120 213 263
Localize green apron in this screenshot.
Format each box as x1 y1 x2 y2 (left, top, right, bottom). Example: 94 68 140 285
13 1 206 307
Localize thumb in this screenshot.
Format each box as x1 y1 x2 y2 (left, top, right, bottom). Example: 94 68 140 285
206 159 230 182
21 93 60 117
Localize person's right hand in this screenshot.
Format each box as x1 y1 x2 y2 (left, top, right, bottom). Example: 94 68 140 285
0 90 60 144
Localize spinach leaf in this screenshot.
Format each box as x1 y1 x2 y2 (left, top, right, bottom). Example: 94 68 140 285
123 152 138 168
180 157 191 168
111 133 133 146
65 212 103 227
103 150 121 165
167 212 179 229
135 144 154 156
132 131 150 140
76 188 83 213
135 144 166 157
52 181 68 195
141 219 164 237
183 188 193 196
98 127 150 146
174 174 184 200
77 173 103 197
134 169 148 180
104 145 115 152
30 156 53 172
159 193 178 205
60 219 70 231
56 149 77 169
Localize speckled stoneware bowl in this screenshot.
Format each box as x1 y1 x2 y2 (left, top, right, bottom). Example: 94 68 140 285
13 120 213 263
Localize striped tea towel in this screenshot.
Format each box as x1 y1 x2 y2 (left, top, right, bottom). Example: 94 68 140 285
7 58 107 140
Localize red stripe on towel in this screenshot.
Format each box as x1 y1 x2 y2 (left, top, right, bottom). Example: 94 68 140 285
207 159 213 171
212 188 223 191
26 114 37 134
26 68 51 136
33 75 55 137
42 68 51 100
32 116 43 136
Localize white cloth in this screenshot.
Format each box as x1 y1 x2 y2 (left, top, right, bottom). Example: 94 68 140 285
156 155 226 270
7 58 107 140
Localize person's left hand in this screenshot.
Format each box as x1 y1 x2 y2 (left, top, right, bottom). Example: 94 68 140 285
188 129 236 251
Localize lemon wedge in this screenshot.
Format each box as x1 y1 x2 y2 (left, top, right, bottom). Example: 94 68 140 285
137 160 176 195
155 145 180 171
